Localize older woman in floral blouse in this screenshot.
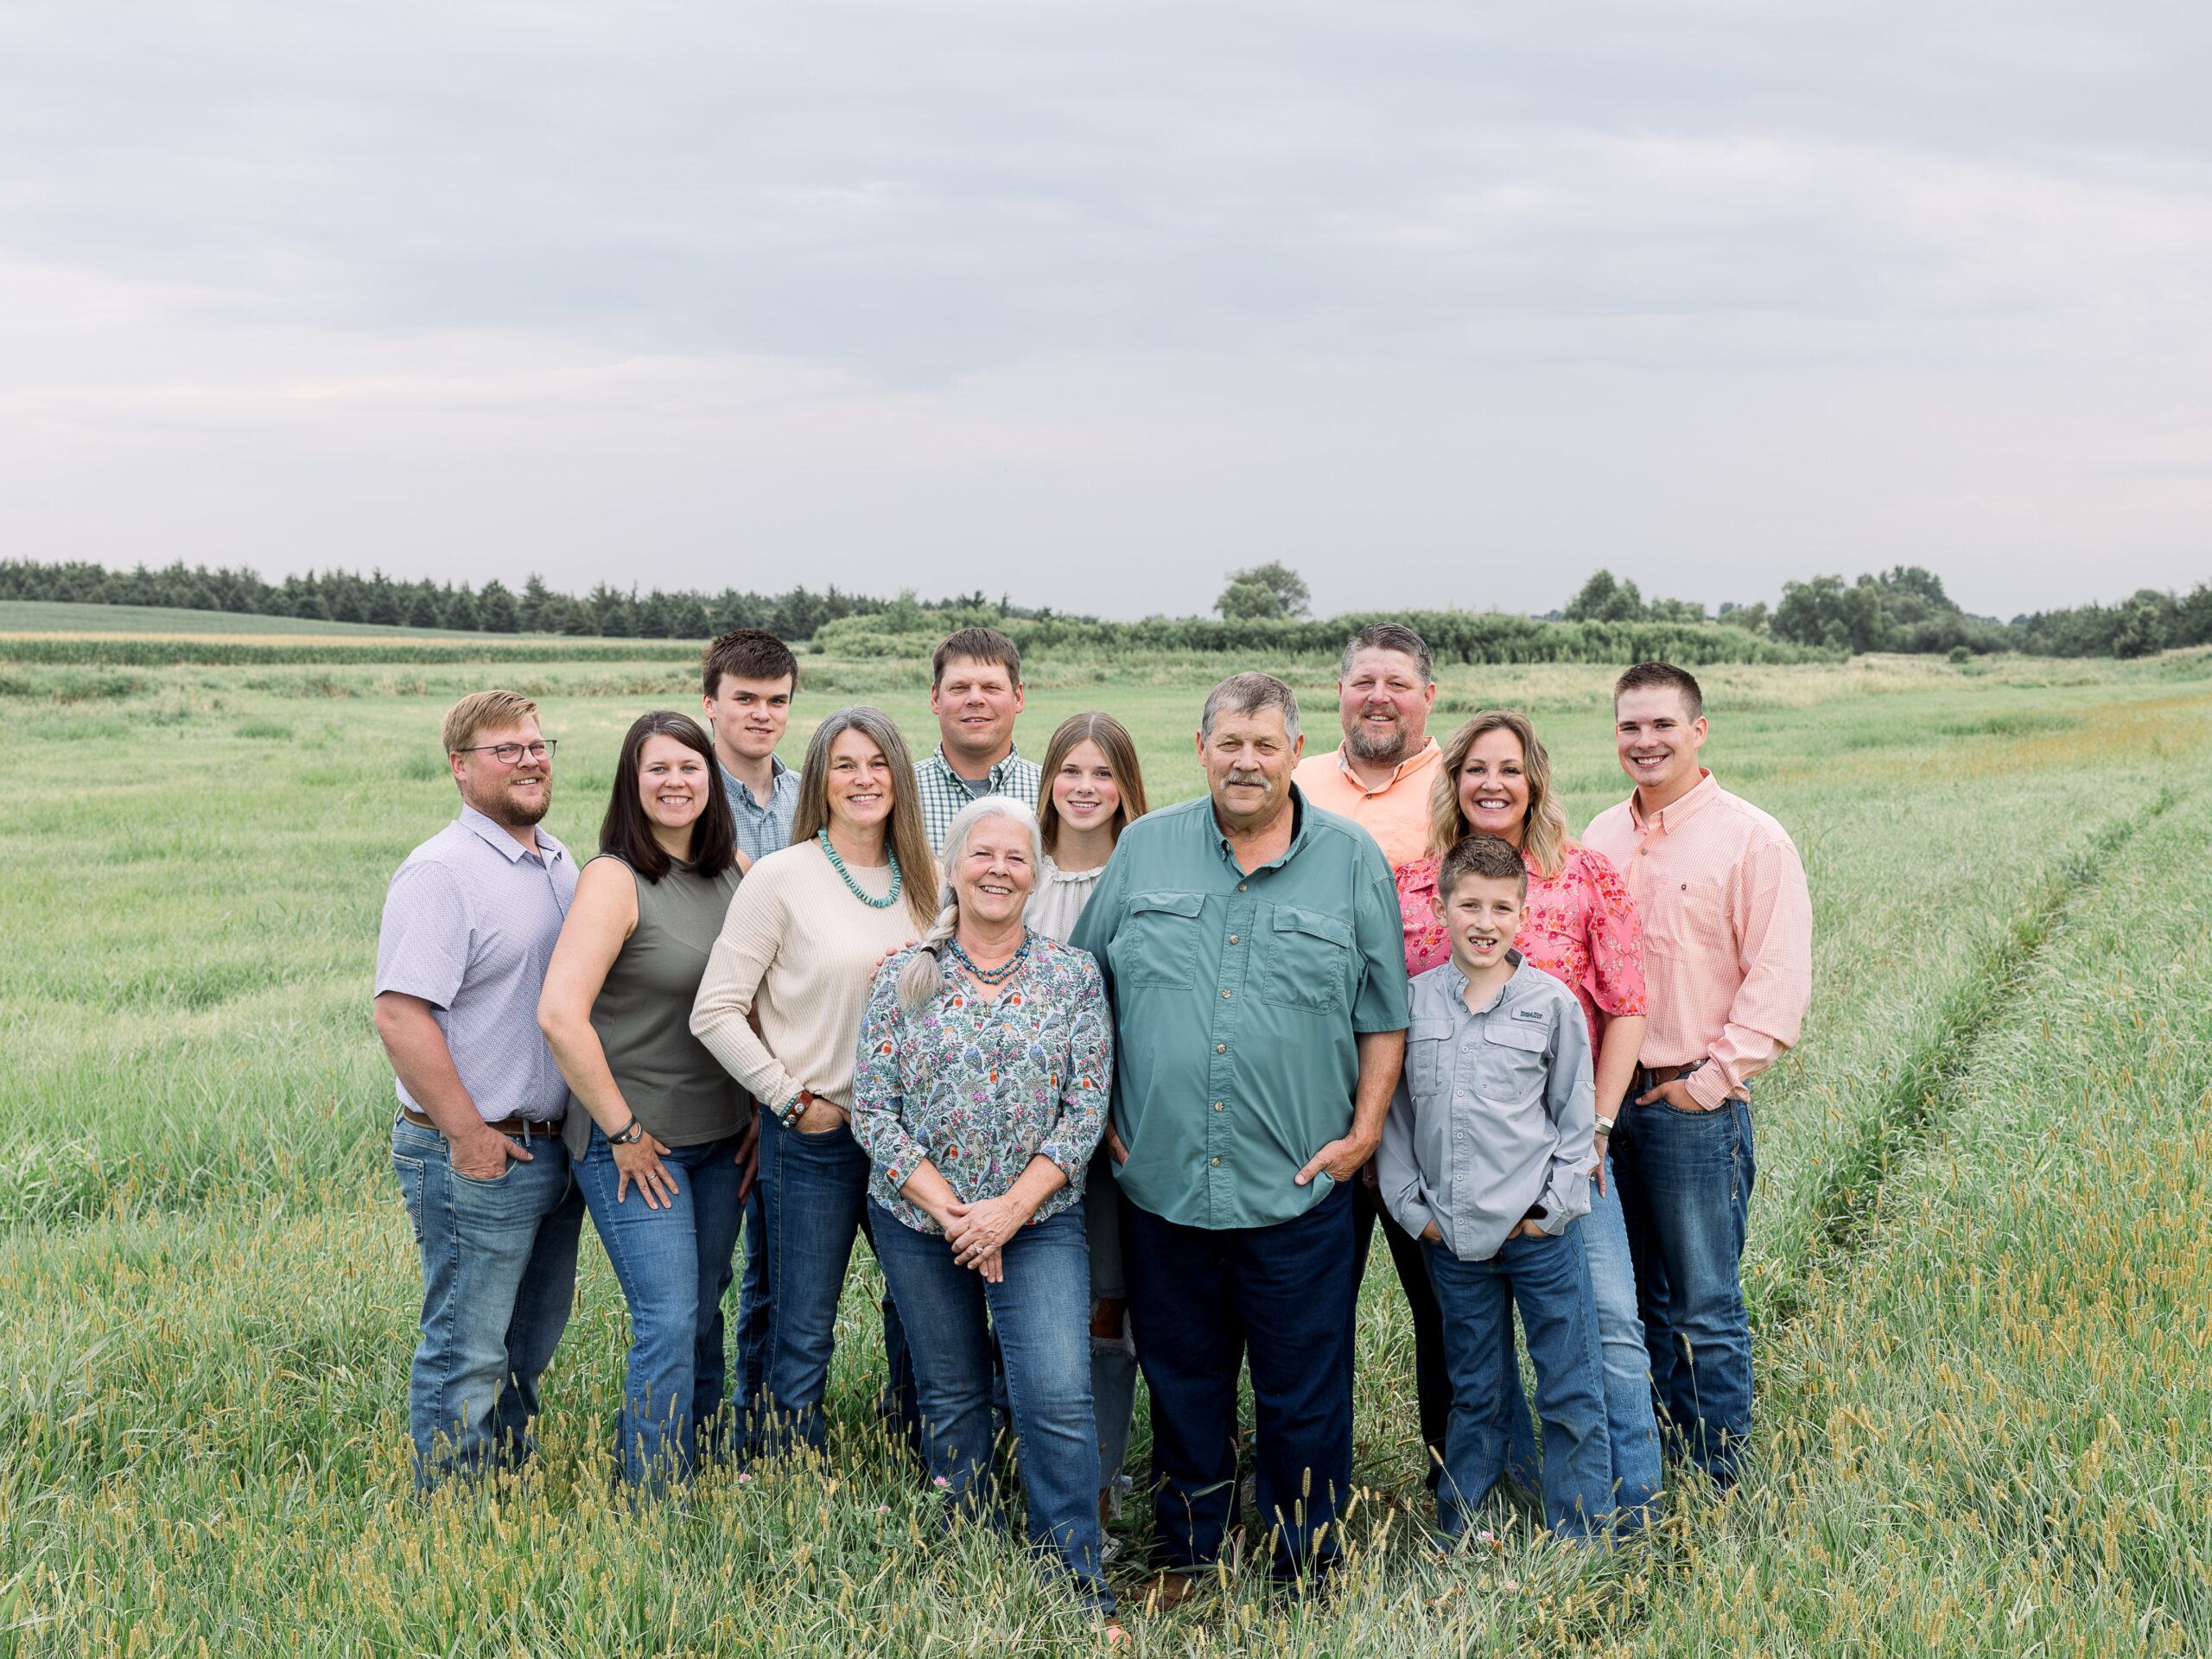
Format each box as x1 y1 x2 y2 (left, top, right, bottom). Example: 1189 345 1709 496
851 795 1116 1626
1397 709 1663 1523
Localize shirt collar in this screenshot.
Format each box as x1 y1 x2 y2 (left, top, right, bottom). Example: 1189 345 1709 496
1630 769 1719 836
1211 784 1310 874
721 753 791 809
1438 948 1529 1015
929 741 1022 787
459 803 556 865
1330 734 1440 797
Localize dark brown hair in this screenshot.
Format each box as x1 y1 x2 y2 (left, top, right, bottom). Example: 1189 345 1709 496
1438 831 1528 900
702 629 800 700
1613 660 1704 721
1036 711 1149 856
601 711 736 883
931 626 1021 688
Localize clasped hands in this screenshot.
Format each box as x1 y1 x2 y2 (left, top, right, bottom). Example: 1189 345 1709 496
937 1193 1029 1283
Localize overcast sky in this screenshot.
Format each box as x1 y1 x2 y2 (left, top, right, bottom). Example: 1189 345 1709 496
3 2 2208 620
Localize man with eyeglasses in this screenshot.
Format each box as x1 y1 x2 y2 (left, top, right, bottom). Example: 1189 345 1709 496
373 688 588 1487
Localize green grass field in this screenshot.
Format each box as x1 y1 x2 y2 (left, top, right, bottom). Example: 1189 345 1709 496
1 639 2208 1656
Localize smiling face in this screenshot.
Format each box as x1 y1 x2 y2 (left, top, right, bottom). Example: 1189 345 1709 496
1050 738 1122 841
636 732 710 836
1199 704 1303 832
931 656 1025 772
1338 646 1436 766
451 717 552 829
823 726 897 836
1615 685 1708 804
952 813 1038 931
1457 726 1531 845
1433 870 1529 975
703 672 793 766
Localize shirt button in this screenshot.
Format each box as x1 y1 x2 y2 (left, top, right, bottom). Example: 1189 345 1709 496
1237 882 1248 893
1216 1043 1226 1053
1228 934 1238 944
1211 1157 1221 1166
1221 988 1232 1000
1213 1102 1224 1111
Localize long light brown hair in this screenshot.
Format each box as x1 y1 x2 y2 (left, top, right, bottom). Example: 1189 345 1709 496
1035 711 1149 857
790 705 940 931
1428 709 1573 880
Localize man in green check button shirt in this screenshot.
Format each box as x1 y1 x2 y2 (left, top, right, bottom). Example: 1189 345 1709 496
1071 672 1408 1596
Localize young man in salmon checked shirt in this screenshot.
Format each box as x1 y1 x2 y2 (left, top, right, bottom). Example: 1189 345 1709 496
1584 662 1812 1489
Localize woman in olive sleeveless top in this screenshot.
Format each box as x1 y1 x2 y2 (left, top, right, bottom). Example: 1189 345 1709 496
539 711 753 1489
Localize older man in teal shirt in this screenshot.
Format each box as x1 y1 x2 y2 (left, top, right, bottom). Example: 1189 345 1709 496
1071 672 1408 1595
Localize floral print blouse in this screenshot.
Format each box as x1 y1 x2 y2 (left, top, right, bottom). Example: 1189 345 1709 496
1396 842 1648 1046
850 931 1111 1236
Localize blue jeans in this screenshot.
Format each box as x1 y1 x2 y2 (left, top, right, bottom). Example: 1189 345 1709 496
754 1109 870 1452
575 1125 747 1486
1426 1224 1613 1541
1614 1093 1757 1487
1121 1181 1356 1585
1084 1160 1137 1506
734 1177 772 1438
870 1204 1112 1615
390 1116 584 1487
1500 1156 1663 1523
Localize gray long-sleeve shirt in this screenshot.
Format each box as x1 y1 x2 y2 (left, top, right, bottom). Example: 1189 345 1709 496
1376 951 1595 1262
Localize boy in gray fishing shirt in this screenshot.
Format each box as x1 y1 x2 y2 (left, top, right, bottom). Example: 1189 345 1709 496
1377 833 1615 1542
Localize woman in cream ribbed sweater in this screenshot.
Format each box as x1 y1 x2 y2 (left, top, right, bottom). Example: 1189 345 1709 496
690 705 938 1453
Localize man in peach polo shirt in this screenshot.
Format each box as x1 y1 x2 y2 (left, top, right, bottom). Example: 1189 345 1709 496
1584 661 1812 1489
1293 621 1453 1492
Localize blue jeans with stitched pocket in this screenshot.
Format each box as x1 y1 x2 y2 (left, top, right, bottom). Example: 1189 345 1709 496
870 1202 1112 1615
390 1116 584 1488
1426 1223 1614 1541
575 1124 747 1487
1613 1092 1757 1487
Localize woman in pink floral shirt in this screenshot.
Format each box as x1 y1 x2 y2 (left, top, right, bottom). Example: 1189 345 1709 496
1398 709 1663 1521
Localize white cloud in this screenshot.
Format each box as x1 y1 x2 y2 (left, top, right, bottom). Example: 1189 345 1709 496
0 2 2208 616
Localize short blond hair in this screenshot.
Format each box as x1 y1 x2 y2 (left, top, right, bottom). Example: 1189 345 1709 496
442 689 540 754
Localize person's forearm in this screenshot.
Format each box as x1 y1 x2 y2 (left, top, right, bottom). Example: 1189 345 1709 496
1003 1154 1069 1219
1594 1015 1645 1118
1349 1030 1407 1147
539 1016 637 1135
899 1159 962 1225
690 954 800 1107
373 995 487 1139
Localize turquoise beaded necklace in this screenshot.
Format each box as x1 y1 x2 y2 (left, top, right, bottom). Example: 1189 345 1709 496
817 830 904 910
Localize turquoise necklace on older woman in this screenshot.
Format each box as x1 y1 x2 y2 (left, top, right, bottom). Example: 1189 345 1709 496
948 927 1032 986
817 829 903 909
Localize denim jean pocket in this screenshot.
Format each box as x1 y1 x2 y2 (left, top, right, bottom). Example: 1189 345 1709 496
391 1153 426 1246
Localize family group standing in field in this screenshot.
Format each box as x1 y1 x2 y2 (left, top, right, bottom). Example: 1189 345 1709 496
371 621 1812 1639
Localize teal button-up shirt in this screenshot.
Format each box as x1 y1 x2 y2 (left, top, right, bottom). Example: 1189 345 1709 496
1070 786 1410 1230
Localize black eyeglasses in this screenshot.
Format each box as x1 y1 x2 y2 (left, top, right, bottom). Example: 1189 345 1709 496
455 740 557 766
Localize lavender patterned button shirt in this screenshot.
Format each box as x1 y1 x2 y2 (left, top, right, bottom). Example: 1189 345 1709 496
850 931 1111 1236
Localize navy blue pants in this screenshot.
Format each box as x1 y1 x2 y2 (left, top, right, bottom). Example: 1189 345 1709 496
1121 1180 1357 1584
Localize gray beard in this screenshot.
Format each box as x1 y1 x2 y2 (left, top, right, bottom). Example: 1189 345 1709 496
1346 724 1407 766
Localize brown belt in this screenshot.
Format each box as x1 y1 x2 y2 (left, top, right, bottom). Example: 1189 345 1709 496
1642 1062 1700 1084
400 1106 560 1140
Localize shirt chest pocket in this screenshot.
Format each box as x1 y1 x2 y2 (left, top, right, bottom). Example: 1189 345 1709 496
1261 905 1352 1013
1406 1015 1457 1098
1477 1018 1551 1092
1116 891 1205 988
1643 875 1730 958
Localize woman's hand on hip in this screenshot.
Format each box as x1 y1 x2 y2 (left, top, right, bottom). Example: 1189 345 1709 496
613 1135 677 1209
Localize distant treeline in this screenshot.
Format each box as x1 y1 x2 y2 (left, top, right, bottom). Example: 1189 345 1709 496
3 556 2205 660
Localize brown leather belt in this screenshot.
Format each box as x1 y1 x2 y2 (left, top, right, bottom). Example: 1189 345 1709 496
400 1106 560 1140
1642 1062 1700 1084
